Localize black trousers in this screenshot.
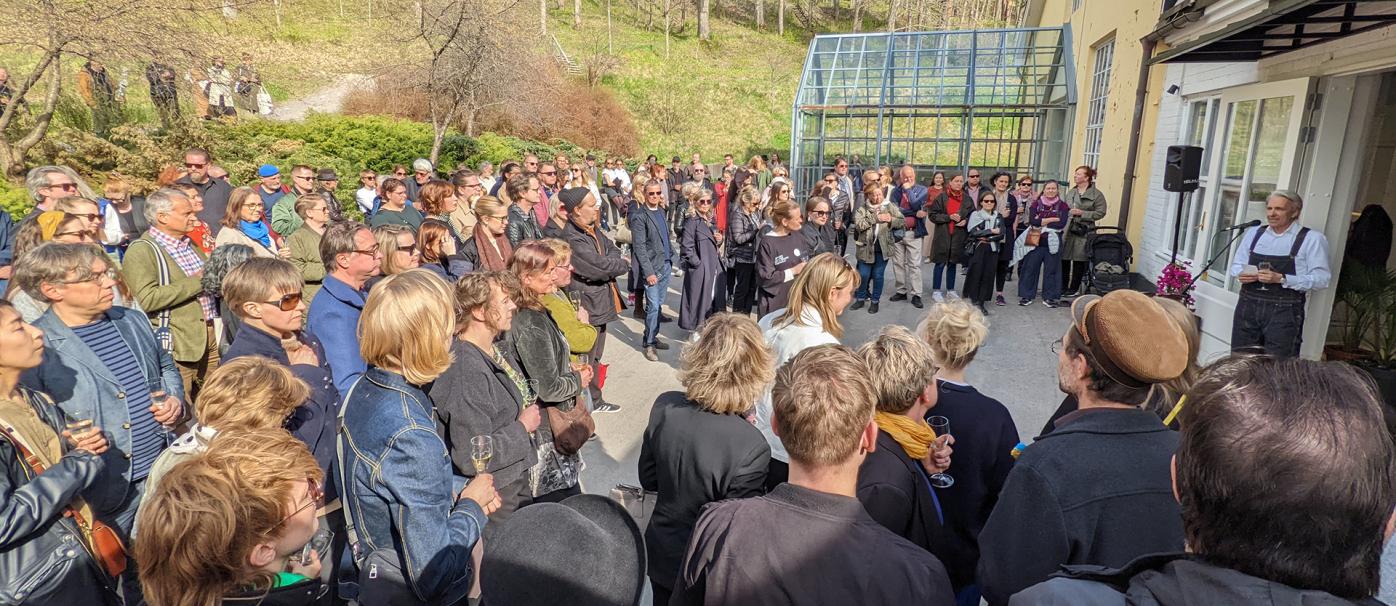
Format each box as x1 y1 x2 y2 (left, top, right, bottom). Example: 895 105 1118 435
994 256 1012 293
1061 259 1087 294
962 244 998 304
587 324 607 403
1231 296 1305 358
652 581 673 606
729 262 758 315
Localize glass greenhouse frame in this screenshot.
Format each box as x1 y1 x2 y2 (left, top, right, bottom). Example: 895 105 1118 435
790 26 1077 195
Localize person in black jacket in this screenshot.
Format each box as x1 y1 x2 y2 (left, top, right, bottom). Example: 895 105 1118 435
978 290 1190 605
0 299 119 605
558 188 629 409
631 181 676 360
639 314 773 606
677 184 726 331
1014 356 1396 605
672 344 955 606
800 195 836 257
725 185 763 315
919 300 1019 602
855 326 954 562
430 272 541 528
962 191 1007 312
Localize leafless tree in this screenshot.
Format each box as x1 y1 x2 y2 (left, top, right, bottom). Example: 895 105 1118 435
698 0 711 39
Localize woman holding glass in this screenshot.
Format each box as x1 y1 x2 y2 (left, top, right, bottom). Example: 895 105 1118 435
430 271 541 529
506 242 592 503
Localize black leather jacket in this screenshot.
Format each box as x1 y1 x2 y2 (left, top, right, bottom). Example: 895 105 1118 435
506 203 543 248
0 387 118 605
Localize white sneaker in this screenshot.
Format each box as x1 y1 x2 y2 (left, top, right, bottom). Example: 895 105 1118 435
931 291 945 303
947 292 961 301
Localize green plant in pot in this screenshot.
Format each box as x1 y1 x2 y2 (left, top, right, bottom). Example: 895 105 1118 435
1342 263 1396 406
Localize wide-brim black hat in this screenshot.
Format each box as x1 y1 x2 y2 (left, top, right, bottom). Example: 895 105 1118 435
481 494 645 606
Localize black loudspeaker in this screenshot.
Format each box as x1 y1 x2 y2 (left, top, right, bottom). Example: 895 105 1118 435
1163 145 1204 192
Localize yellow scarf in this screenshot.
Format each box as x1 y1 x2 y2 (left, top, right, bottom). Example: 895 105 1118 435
874 411 938 460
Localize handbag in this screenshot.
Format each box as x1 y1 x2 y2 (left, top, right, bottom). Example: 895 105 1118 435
609 483 657 529
546 394 595 456
614 216 633 244
1025 226 1042 247
0 424 126 579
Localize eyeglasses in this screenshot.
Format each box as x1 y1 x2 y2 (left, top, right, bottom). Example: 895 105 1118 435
698 199 712 204
261 292 303 311
646 191 664 196
1050 337 1063 354
68 212 102 222
244 202 265 209
267 478 323 533
60 268 118 285
397 244 419 255
351 245 381 257
294 175 313 181
393 171 407 177
47 182 78 192
694 169 706 173
486 214 509 222
362 175 376 181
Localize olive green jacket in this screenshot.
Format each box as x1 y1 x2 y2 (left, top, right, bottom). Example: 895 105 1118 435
122 233 208 362
287 226 325 302
540 291 597 356
1061 186 1107 262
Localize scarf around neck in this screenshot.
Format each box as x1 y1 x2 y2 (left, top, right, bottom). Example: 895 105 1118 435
472 221 512 271
240 219 271 248
874 410 938 460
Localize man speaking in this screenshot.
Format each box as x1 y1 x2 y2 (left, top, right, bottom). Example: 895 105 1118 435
1228 190 1330 358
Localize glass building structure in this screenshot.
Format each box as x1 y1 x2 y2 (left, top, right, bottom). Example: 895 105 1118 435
791 27 1076 195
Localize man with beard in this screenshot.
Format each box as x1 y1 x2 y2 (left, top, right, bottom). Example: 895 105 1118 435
977 289 1189 605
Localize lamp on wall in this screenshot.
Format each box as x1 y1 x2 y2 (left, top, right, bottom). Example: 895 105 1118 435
1166 84 1181 95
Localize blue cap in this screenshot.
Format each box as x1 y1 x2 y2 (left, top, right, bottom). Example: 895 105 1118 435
257 164 280 178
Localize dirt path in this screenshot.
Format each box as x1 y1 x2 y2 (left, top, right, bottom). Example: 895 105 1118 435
271 73 373 121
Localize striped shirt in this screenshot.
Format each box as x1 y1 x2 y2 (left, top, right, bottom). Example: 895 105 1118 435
147 228 215 320
71 317 165 480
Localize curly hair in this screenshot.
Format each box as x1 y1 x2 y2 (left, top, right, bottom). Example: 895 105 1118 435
916 299 989 370
859 326 939 414
201 244 255 297
679 314 774 415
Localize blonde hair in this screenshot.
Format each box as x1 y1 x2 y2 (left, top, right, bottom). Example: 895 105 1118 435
540 238 572 264
372 223 416 276
472 195 507 220
772 344 876 467
104 177 131 196
136 429 322 606
452 271 506 333
775 253 859 339
1148 297 1202 417
917 300 989 370
858 326 938 414
679 314 775 415
359 269 455 384
196 356 309 430
53 195 98 214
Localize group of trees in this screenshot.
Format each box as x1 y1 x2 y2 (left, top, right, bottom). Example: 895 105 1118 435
610 0 1028 40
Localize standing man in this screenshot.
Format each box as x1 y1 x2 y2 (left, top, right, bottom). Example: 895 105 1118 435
964 169 985 206
584 154 599 185
175 147 232 227
1229 190 1331 358
536 162 560 224
632 181 675 362
822 171 851 256
559 187 630 412
123 187 219 401
889 164 928 308
270 165 318 236
77 61 119 138
671 345 956 605
205 57 235 119
978 289 1189 605
307 221 382 396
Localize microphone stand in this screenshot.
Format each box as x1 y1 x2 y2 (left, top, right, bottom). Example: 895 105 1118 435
1180 226 1251 298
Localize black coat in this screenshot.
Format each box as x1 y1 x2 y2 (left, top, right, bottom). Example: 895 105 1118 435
800 221 836 257
978 408 1184 606
672 483 956 606
0 388 119 605
928 191 970 264
559 221 629 326
506 203 543 248
856 430 948 561
638 392 769 591
429 340 535 489
930 381 1019 589
678 215 726 331
725 206 762 265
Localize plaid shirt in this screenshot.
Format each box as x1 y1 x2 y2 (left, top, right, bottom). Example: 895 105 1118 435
147 228 215 320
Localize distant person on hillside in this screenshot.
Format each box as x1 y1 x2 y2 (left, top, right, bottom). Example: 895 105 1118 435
0 67 26 115
145 63 179 128
205 57 235 119
77 60 120 138
233 53 264 113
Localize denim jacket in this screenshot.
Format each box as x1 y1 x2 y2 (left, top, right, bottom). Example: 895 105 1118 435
21 306 183 524
338 367 486 605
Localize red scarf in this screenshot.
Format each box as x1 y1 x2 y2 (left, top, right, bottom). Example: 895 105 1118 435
472 221 512 271
945 189 963 234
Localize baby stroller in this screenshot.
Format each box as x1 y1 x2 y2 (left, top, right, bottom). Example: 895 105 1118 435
1084 226 1132 294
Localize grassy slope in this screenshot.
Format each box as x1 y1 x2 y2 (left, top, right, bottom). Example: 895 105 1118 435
550 1 809 159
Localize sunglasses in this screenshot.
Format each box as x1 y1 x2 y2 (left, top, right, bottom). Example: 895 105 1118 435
185 162 207 169
698 199 712 204
1019 182 1034 187
393 171 407 177
810 210 830 216
261 292 303 311
68 212 102 222
540 170 557 176
352 245 381 256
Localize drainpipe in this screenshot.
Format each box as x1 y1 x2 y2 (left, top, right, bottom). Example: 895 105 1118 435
1117 36 1158 233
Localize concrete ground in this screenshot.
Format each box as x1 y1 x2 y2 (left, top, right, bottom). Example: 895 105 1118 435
577 261 1070 495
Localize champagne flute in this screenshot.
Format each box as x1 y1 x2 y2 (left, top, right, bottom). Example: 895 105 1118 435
150 389 174 437
926 416 955 488
1257 261 1273 291
470 435 493 474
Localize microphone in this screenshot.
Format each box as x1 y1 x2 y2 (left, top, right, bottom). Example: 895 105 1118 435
1221 219 1262 232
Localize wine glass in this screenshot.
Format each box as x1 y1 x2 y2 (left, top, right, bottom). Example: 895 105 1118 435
470 435 493 474
926 416 955 488
1257 261 1273 291
576 353 591 367
150 389 174 436
523 379 540 406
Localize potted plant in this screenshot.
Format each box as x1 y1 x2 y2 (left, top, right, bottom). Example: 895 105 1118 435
1342 264 1396 407
1154 261 1195 309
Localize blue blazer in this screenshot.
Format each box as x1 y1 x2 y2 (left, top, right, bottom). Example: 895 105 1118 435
307 274 367 397
22 306 183 520
891 183 930 238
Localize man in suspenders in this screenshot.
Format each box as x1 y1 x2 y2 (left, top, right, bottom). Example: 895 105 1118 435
1228 190 1331 358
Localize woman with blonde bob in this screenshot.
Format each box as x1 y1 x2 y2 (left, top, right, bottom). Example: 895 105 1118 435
339 270 500 604
639 313 774 605
755 252 860 489
136 356 310 522
136 429 326 606
915 299 1018 599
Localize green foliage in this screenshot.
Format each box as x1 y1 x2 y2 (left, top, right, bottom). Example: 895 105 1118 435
0 179 29 219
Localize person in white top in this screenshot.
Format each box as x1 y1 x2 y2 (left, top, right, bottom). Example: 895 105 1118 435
755 253 860 490
1227 189 1331 358
354 169 378 216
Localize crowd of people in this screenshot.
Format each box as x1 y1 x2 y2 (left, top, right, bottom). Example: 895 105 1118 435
0 143 1387 606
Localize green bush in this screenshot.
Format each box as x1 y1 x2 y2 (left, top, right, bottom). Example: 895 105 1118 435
0 179 29 219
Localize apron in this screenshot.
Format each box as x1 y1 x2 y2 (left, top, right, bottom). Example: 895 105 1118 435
1240 227 1310 305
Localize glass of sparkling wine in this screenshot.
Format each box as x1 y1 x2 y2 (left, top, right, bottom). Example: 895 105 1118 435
1257 261 1273 291
470 435 493 474
926 416 956 488
150 389 173 435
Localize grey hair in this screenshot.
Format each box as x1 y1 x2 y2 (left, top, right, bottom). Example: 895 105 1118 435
143 187 189 225
15 242 111 302
412 158 433 172
1270 189 1304 213
201 244 255 297
25 166 85 202
478 161 493 171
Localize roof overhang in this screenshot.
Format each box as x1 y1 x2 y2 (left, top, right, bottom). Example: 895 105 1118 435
1148 0 1396 63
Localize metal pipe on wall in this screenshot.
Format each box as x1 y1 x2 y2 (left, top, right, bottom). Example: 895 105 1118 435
1117 37 1159 232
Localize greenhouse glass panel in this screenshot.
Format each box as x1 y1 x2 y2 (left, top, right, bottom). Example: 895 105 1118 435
791 26 1076 196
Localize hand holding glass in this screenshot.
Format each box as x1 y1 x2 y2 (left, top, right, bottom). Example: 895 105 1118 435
470 435 493 474
926 416 955 488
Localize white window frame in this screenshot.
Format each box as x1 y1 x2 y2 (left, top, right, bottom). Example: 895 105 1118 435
1159 96 1221 264
1082 38 1115 170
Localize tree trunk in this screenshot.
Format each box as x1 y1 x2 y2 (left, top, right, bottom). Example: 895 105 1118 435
430 123 446 167
831 0 838 21
541 0 548 33
851 0 861 30
573 0 582 28
273 0 283 27
777 0 784 34
698 0 710 39
755 0 764 28
663 0 671 57
608 0 615 52
886 0 896 31
0 52 61 178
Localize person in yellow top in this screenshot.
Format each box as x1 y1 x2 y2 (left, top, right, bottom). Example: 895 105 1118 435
77 61 120 138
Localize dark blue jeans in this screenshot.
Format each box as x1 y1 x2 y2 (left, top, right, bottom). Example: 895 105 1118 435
932 261 958 291
644 261 673 346
1017 245 1061 301
856 251 888 301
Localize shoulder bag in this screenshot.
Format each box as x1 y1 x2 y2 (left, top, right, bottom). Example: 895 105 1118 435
546 394 594 457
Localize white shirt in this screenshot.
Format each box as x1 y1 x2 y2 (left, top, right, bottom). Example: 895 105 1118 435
1227 223 1331 292
602 168 632 193
355 186 377 215
755 307 839 463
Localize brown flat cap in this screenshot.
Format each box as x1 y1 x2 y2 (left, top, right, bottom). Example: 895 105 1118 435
1070 290 1188 388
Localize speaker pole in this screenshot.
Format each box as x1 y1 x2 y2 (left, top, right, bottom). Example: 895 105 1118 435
1170 191 1184 265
